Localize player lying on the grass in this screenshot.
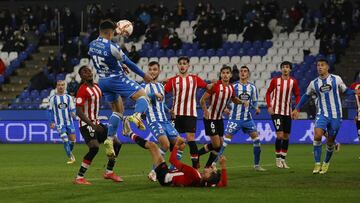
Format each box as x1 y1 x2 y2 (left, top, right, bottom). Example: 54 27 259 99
122 120 227 187
141 61 185 181
48 80 77 164
292 58 360 174
216 66 266 171
88 19 152 158
198 66 241 168
73 65 123 185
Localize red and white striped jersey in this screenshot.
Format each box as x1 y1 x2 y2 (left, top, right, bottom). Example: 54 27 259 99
266 76 300 116
75 83 102 127
207 80 235 120
350 81 360 121
164 74 207 117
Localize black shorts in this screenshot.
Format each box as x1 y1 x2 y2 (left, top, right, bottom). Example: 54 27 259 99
271 114 292 133
174 116 197 133
79 123 108 144
203 119 224 137
155 162 171 186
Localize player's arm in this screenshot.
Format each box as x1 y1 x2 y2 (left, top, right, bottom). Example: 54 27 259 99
164 78 173 94
200 91 212 120
337 76 358 95
69 96 77 119
265 78 275 115
196 76 211 90
292 82 314 119
252 86 260 114
169 138 186 170
75 92 103 132
292 79 301 108
217 156 227 187
48 97 55 129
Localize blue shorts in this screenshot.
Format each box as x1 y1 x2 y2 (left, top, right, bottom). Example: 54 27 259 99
98 75 142 102
57 124 75 135
225 119 257 136
315 114 342 137
148 121 179 140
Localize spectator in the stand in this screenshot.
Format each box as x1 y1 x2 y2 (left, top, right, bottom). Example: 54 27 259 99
47 50 60 73
62 39 79 58
243 22 260 41
29 67 54 91
175 1 187 24
67 76 79 97
131 20 146 40
169 32 182 50
259 21 273 40
139 10 151 26
128 45 140 64
13 31 27 52
279 10 295 33
158 24 169 41
60 53 73 73
62 7 77 41
325 18 340 37
160 33 170 49
265 0 280 19
10 12 20 29
295 0 308 17
301 11 315 31
242 0 253 18
198 28 211 49
0 58 5 75
211 27 222 49
194 2 204 17
145 24 159 43
0 26 13 42
288 6 302 25
226 9 243 34
339 21 351 39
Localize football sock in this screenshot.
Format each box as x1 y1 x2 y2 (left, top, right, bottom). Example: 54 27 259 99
275 138 282 159
106 158 116 172
205 147 220 168
324 144 335 163
60 133 71 158
78 159 91 177
313 140 322 163
130 133 147 149
108 112 122 137
134 96 149 114
253 138 261 166
69 141 75 151
188 141 199 168
358 129 360 140
114 142 122 157
214 137 231 162
281 139 289 160
198 143 214 156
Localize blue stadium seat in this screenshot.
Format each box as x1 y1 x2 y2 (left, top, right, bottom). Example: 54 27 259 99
243 41 252 50
153 42 160 49
48 73 56 82
20 90 29 99
0 75 4 84
142 42 152 50
237 48 246 57
182 43 191 50
33 97 42 104
222 42 232 50
206 49 215 57
156 49 165 57
71 58 80 66
258 47 267 57
226 48 235 57
186 49 195 56
30 90 39 99
56 73 66 81
304 55 316 64
40 89 49 98
176 49 185 56
145 49 154 57
253 41 262 49
196 49 205 57
263 41 273 49
166 49 175 57
38 24 47 34
327 54 336 65
232 42 242 50
139 50 146 57
246 47 257 56
216 49 225 57
191 42 199 50
24 97 32 103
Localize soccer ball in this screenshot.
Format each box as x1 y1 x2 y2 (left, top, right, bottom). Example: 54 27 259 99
116 20 133 37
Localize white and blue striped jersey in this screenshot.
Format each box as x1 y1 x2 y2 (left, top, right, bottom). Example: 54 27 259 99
49 94 76 126
305 74 347 119
229 82 258 121
142 82 168 123
88 37 126 78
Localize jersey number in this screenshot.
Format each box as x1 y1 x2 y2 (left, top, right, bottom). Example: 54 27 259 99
92 56 109 71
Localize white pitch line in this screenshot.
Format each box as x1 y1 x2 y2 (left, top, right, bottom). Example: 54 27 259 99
0 163 273 191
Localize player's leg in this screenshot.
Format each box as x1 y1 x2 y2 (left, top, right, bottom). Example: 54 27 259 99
148 133 169 182
320 119 341 174
104 96 124 157
357 121 360 159
57 125 72 162
313 115 327 174
66 124 76 164
128 88 149 130
248 131 265 171
177 116 199 168
280 116 292 169
204 135 222 168
165 121 184 165
272 115 285 168
216 119 239 160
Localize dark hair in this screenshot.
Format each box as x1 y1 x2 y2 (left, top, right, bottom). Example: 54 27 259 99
316 58 328 64
280 61 292 69
203 170 221 187
178 56 189 64
220 65 232 73
240 65 250 72
78 65 89 75
99 19 116 31
148 61 160 67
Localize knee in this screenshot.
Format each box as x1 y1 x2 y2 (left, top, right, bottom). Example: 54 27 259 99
161 142 170 152
90 146 99 154
212 141 221 149
147 141 157 150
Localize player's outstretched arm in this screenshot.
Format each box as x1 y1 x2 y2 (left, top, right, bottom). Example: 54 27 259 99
217 156 227 187
200 92 211 119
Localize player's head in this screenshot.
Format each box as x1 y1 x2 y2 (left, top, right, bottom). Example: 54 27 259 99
280 61 292 76
201 167 221 187
316 58 329 76
239 66 250 80
177 56 190 74
220 66 232 83
147 61 160 80
99 19 116 39
56 80 66 94
78 65 93 83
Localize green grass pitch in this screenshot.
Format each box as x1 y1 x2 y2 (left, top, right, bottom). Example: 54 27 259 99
0 144 360 203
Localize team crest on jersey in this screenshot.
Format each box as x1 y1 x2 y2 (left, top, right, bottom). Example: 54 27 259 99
320 84 332 93
57 102 68 109
76 98 82 104
239 92 250 100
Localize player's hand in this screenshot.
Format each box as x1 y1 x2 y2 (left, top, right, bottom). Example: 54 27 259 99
204 110 210 119
175 137 185 147
50 123 55 129
154 93 163 101
223 107 230 116
92 124 104 133
355 116 358 123
255 107 261 115
267 107 274 115
122 64 130 75
355 89 360 96
243 101 249 107
219 155 226 168
170 109 175 119
291 110 299 120
143 73 153 83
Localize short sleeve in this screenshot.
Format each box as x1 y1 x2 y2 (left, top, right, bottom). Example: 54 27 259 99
336 76 347 93
110 43 125 61
196 76 207 88
305 81 315 95
76 87 88 107
164 78 173 93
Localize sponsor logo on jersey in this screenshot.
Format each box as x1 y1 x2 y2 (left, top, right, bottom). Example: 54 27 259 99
320 84 332 93
57 102 68 109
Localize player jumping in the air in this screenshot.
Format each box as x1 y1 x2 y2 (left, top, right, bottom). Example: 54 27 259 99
266 61 300 168
292 59 360 174
48 80 76 164
88 19 152 158
73 66 123 185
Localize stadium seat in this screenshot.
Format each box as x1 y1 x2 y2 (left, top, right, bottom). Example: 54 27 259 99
293 54 304 63
139 57 149 66
206 49 215 57
159 57 169 65
273 41 282 48
8 52 18 61
255 80 265 89
219 56 230 65
169 57 178 65
199 57 209 65
282 55 293 62
237 34 244 41
190 57 199 65
256 64 266 72
180 21 190 29
258 48 267 56
288 47 298 56
299 32 309 40
80 58 89 65
283 40 293 48
277 48 287 56
251 56 261 64
272 55 282 64
251 71 260 80
243 41 252 50
293 40 304 48
209 56 219 65
263 41 273 49
208 72 218 80
228 34 237 42
198 72 207 80
166 49 175 57
216 49 225 57
149 57 159 62
267 47 277 56
304 40 314 48
203 64 214 72
241 56 251 64
278 33 288 41
230 56 241 64
260 71 271 80
253 41 262 49
289 32 299 41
